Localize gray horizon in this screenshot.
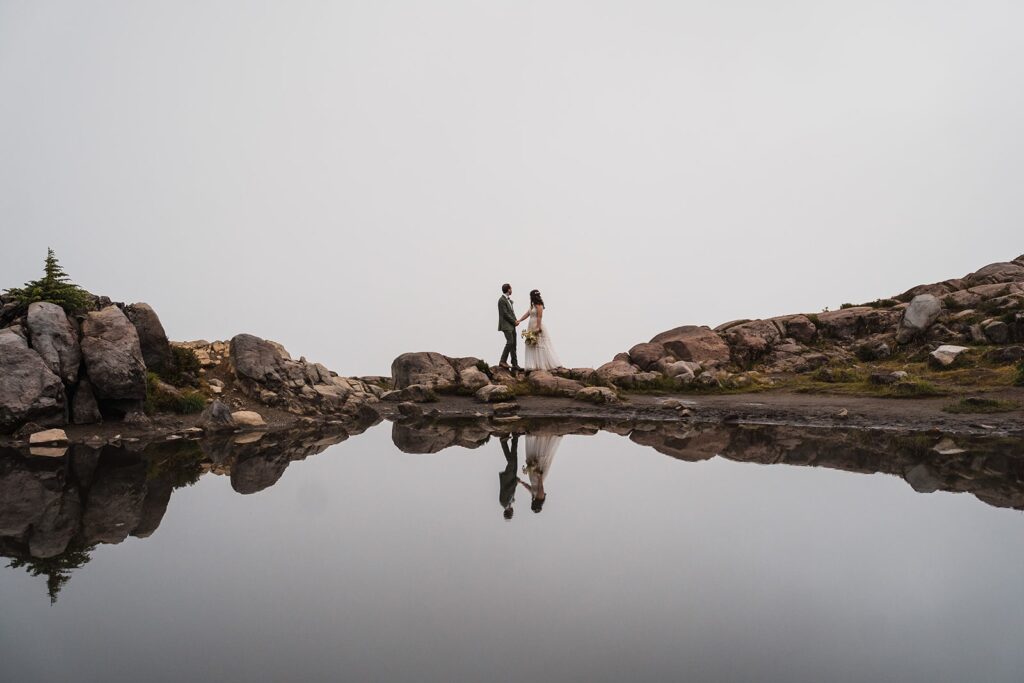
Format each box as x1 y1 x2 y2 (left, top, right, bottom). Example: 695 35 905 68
1 1 1022 375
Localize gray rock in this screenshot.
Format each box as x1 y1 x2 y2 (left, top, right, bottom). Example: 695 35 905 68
230 333 292 388
475 384 514 403
649 326 731 363
527 371 584 397
81 306 147 400
628 342 667 371
125 303 171 372
391 352 462 390
381 384 439 403
896 294 942 343
459 367 490 392
492 402 519 417
784 315 818 344
596 359 640 387
983 346 1024 364
0 329 66 433
574 386 619 404
200 399 236 431
26 301 81 383
929 344 970 368
983 321 1010 344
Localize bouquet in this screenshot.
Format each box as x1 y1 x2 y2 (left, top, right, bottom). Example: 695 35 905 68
521 329 541 347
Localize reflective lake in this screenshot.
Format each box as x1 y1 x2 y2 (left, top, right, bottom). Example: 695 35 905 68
3 419 1024 682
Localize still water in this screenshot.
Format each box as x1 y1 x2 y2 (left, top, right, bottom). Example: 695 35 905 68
2 419 1024 682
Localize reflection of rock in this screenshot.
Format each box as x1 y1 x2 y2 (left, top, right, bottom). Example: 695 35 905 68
81 461 148 545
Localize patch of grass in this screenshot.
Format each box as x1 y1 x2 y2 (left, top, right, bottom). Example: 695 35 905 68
805 313 822 328
887 379 943 397
942 397 1022 414
145 372 207 415
839 303 855 310
1016 361 1024 387
861 298 898 309
813 366 862 383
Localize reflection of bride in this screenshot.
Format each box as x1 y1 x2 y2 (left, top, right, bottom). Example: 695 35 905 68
518 435 562 513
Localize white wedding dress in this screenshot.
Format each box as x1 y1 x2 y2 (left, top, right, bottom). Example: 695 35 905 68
524 435 561 493
524 305 562 370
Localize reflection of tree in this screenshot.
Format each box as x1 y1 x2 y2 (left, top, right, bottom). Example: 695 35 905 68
7 545 94 605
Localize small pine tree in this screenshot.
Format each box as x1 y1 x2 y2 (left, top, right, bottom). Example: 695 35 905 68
4 248 93 313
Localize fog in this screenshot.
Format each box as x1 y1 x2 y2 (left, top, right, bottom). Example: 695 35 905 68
2 1 1022 375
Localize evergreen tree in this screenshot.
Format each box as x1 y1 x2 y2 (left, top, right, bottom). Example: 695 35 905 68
4 248 93 313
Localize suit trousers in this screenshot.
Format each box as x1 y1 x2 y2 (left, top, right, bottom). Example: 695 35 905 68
500 330 518 367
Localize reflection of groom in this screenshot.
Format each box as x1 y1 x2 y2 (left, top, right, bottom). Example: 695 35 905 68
498 283 522 372
499 434 519 520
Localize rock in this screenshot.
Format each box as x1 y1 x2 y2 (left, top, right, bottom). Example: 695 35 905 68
869 371 903 385
632 371 664 388
929 344 970 368
71 378 102 425
784 315 818 344
381 384 439 403
855 339 891 361
491 402 519 417
231 410 267 429
29 446 68 458
80 306 147 400
596 359 640 387
397 402 423 420
962 261 1024 287
26 301 80 383
391 352 461 390
724 320 782 367
657 398 688 411
574 386 619 404
0 329 66 433
527 371 585 397
983 346 1024 364
230 333 293 388
459 367 490 392
200 399 236 431
817 307 901 340
28 428 68 445
896 294 942 343
475 384 514 403
836 408 849 419
649 326 731 363
124 303 171 372
123 409 150 425
628 342 667 371
983 321 1010 344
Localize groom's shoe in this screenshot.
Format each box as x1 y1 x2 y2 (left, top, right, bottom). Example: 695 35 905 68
498 362 511 370
511 366 523 375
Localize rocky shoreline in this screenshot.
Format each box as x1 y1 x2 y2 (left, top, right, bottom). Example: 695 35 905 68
3 254 1024 450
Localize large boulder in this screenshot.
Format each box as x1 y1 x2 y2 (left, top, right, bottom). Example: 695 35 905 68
724 320 783 367
459 367 490 392
391 352 483 390
929 345 970 368
527 371 584 397
896 294 943 343
475 384 514 403
125 303 171 372
80 306 147 400
783 315 818 344
628 342 667 371
26 301 80 384
0 329 66 433
596 359 640 387
816 307 901 340
200 399 236 431
230 333 293 388
650 326 730 363
962 262 1024 287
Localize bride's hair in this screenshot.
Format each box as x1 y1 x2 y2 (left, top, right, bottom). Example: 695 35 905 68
530 290 545 307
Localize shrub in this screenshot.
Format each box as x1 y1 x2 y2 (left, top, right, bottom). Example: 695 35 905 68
159 346 201 387
3 248 93 313
839 303 855 310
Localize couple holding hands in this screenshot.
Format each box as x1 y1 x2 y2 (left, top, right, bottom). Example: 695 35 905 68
497 283 561 372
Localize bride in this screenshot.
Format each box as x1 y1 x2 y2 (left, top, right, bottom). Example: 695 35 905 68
517 289 561 371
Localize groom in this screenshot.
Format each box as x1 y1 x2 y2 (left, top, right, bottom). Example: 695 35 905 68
498 283 522 372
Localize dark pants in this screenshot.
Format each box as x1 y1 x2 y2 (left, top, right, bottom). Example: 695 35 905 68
500 330 518 367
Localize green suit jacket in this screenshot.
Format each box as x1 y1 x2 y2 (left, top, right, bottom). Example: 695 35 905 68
498 296 517 332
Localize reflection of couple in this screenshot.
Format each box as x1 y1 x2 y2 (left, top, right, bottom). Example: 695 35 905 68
499 434 562 519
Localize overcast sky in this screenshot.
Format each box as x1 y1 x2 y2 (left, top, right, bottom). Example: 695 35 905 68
1 1 1022 375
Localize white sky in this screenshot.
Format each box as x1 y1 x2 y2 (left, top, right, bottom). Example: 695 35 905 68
1 1 1022 375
